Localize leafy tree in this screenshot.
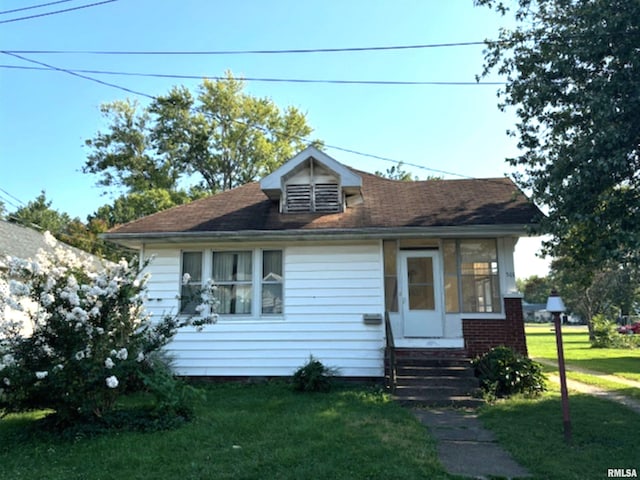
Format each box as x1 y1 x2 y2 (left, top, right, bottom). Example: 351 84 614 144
84 72 318 195
0 200 6 219
477 0 640 273
11 191 71 235
550 258 640 338
516 275 554 304
84 100 180 193
8 192 128 262
90 188 203 228
375 163 417 181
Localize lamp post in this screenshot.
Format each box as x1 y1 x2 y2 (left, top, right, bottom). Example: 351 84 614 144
546 289 572 443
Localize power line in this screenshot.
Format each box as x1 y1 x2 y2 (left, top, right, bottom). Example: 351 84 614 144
323 145 472 179
0 0 75 16
0 54 494 183
1 41 487 55
0 64 503 86
0 187 26 207
0 194 22 211
1 52 154 99
0 0 118 24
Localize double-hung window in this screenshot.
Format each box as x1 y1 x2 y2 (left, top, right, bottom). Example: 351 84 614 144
213 251 253 315
180 251 203 314
180 249 284 317
262 250 283 314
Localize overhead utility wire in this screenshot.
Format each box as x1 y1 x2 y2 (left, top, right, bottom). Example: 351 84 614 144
1 52 154 99
325 145 471 179
0 195 22 211
2 41 486 55
0 64 503 86
0 0 118 24
0 53 496 183
0 187 26 207
0 0 75 15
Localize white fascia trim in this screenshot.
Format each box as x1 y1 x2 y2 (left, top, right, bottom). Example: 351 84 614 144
102 224 533 249
260 146 362 192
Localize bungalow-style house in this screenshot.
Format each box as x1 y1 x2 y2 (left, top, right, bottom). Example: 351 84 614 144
104 146 541 380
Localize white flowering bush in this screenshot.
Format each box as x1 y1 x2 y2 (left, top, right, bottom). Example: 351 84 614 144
0 233 216 428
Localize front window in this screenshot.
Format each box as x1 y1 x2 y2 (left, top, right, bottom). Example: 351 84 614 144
180 251 202 314
444 239 501 313
179 249 284 317
213 251 253 314
262 250 283 314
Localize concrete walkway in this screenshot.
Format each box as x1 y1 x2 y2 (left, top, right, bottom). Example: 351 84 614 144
413 408 531 479
535 358 640 414
546 373 640 414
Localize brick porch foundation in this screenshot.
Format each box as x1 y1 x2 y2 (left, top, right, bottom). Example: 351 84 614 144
462 296 528 358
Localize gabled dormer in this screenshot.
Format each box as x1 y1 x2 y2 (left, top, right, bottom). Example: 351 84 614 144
260 146 362 213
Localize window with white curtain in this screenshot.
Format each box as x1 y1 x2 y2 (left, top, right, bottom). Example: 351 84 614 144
180 249 284 317
180 251 203 314
213 251 253 314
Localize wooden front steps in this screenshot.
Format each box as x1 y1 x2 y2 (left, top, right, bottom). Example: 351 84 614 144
389 349 483 408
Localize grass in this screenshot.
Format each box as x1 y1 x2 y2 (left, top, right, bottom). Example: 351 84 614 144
525 323 640 382
479 383 640 480
4 329 640 480
474 323 640 479
0 381 455 480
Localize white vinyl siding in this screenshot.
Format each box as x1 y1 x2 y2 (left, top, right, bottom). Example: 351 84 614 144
142 243 385 378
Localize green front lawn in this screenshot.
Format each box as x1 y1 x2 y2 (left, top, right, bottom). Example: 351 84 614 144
480 384 640 480
3 379 640 480
0 382 453 480
526 323 640 382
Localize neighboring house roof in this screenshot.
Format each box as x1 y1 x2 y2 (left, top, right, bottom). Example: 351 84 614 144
104 148 542 247
0 220 101 269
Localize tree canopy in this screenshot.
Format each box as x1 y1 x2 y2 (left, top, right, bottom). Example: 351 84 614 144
516 275 554 304
375 163 418 181
7 191 129 262
88 189 204 228
11 191 72 234
84 73 318 196
478 0 640 272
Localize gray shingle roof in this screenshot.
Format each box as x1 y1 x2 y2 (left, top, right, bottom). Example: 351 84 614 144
0 221 101 269
105 171 542 238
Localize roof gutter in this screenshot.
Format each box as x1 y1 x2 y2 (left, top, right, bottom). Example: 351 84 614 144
102 224 538 249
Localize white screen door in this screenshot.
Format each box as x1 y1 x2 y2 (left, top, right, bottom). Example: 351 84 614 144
400 250 443 337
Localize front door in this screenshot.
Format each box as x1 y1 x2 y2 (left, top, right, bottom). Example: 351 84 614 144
400 250 443 337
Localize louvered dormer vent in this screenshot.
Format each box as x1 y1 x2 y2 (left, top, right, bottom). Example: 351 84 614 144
260 147 361 214
285 182 341 213
314 183 340 212
285 184 312 212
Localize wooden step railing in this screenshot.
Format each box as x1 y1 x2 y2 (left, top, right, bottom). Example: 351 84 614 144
384 311 396 393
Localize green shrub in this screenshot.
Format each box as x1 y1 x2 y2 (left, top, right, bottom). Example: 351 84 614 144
0 232 215 430
591 314 640 349
473 346 546 399
292 356 336 393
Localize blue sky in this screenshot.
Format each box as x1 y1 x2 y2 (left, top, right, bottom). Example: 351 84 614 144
0 0 549 278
